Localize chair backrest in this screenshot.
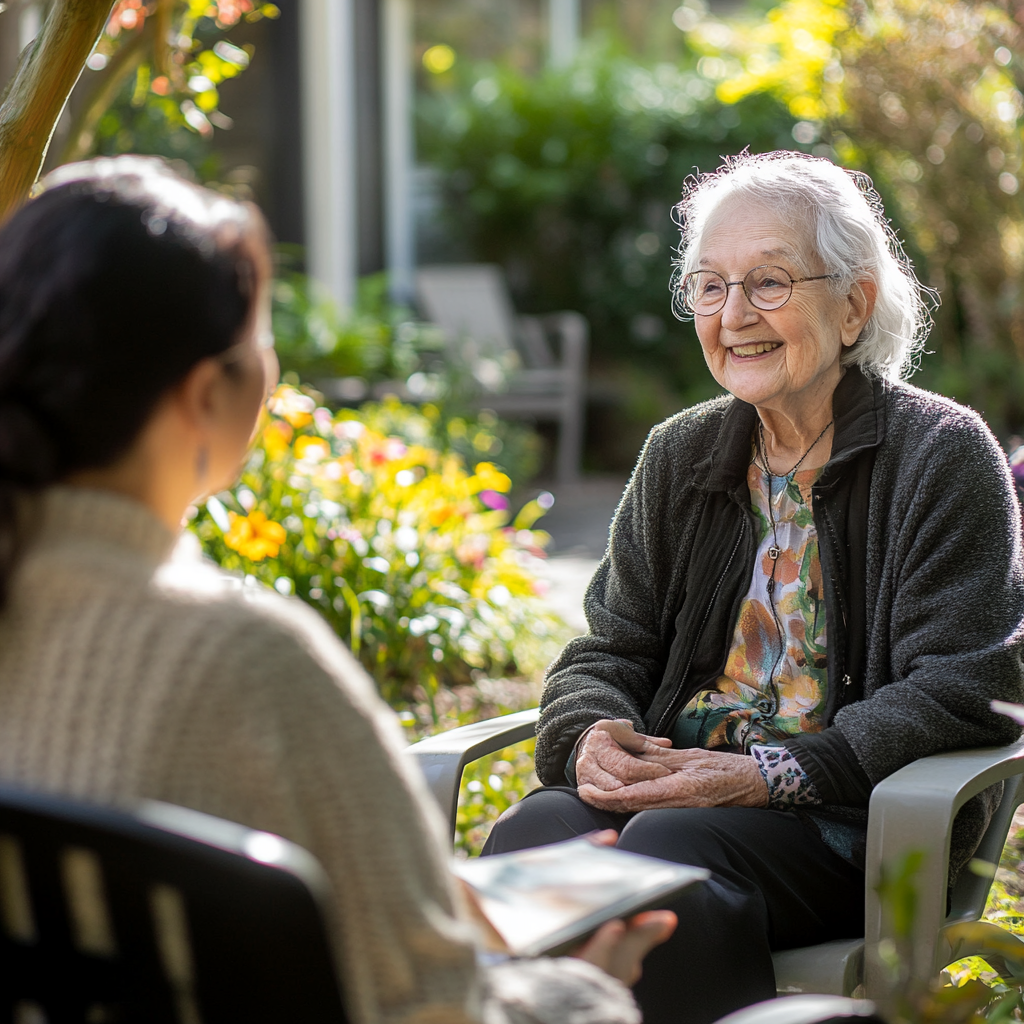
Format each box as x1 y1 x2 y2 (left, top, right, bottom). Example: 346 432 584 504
0 786 348 1024
416 264 517 357
947 773 1024 922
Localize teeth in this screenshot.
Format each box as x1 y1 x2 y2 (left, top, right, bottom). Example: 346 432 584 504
732 342 781 357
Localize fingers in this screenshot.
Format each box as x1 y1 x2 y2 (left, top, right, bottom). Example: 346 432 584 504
592 719 648 753
572 912 678 987
604 720 672 751
575 758 627 792
579 775 690 812
586 828 620 847
577 749 672 791
613 911 678 985
580 729 674 786
572 918 626 977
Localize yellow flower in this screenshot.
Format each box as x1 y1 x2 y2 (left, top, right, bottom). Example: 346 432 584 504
262 419 293 461
471 461 512 494
224 510 287 561
294 435 329 462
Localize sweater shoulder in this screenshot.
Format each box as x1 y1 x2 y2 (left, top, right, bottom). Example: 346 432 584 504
881 379 998 448
875 379 1016 523
152 546 375 700
639 393 733 470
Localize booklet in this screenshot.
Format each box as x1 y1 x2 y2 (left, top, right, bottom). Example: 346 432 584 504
453 836 709 958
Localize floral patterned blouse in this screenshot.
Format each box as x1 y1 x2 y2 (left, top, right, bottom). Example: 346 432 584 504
671 459 827 808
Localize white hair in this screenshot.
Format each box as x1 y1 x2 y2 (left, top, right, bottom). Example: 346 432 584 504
670 150 935 381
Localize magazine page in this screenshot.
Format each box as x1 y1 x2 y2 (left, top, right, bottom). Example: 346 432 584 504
453 836 708 957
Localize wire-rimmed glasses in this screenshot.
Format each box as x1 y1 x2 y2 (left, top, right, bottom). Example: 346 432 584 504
680 265 838 317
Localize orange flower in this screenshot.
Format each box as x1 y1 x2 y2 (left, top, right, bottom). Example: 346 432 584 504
213 0 254 26
429 505 455 527
107 0 146 36
224 510 287 561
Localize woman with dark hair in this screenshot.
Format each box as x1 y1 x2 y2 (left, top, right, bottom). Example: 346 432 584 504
0 156 672 1024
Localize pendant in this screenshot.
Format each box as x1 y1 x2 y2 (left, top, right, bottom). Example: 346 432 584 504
768 545 780 560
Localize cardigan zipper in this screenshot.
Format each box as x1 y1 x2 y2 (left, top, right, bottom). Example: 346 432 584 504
653 517 747 737
819 499 853 709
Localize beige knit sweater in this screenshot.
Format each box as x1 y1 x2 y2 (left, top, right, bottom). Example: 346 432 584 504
0 487 636 1024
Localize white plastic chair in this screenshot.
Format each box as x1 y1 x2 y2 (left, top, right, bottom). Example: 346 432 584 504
415 264 588 483
407 707 1024 1002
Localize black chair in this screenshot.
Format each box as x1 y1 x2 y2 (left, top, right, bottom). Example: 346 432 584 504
0 785 347 1023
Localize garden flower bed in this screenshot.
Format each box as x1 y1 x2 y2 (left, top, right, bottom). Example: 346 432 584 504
189 385 565 850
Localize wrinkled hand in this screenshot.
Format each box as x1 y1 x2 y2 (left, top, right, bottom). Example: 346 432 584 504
575 719 674 791
570 830 677 986
578 747 768 813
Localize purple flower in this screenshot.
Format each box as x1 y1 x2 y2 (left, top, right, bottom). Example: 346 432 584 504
479 489 510 511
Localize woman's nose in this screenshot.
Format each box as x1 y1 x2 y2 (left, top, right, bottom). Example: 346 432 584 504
720 283 760 330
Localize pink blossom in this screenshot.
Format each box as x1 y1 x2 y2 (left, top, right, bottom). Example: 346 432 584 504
479 490 510 511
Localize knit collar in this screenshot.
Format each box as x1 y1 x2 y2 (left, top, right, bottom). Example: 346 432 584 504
31 486 179 565
701 365 886 493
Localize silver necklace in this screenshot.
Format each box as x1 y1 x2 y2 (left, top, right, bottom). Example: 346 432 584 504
754 417 833 719
756 419 834 488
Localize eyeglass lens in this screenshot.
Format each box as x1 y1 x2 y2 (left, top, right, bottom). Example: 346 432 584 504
683 266 794 315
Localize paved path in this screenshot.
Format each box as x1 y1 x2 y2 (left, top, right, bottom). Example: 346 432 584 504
529 476 626 634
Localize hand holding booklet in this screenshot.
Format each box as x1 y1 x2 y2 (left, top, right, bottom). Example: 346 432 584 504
453 835 708 958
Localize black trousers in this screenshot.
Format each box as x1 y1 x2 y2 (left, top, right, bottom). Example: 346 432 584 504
482 787 864 1024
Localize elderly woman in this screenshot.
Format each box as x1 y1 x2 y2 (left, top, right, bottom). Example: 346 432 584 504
483 151 1024 1024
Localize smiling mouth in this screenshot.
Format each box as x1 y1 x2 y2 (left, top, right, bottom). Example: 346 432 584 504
730 342 782 358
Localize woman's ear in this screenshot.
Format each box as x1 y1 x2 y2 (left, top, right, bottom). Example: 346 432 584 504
174 356 227 435
841 278 877 348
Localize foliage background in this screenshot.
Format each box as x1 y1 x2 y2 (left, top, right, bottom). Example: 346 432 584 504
57 0 280 183
416 0 1024 460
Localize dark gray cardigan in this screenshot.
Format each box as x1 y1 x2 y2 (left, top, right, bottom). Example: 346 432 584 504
537 371 1024 877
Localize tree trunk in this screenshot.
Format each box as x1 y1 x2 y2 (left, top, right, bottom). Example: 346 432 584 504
0 0 116 223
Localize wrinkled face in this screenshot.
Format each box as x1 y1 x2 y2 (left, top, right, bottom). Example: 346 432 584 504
691 198 861 415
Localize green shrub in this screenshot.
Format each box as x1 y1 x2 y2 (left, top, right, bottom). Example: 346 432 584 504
270 268 443 384
417 40 801 412
270 271 545 485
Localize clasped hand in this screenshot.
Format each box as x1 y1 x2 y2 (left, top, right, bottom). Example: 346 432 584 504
575 719 768 813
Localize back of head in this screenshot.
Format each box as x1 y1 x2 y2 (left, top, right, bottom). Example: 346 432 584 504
671 150 933 380
0 155 271 602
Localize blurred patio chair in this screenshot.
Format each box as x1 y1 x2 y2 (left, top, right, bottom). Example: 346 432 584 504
407 709 1024 1005
415 264 588 484
0 785 347 1022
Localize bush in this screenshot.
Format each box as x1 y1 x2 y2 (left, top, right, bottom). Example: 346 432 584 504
189 385 570 708
271 268 442 385
417 40 801 412
270 269 545 485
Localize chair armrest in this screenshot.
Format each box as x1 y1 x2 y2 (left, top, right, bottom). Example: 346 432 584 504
406 708 541 837
712 991 880 1024
713 995 882 1024
863 739 1024 992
